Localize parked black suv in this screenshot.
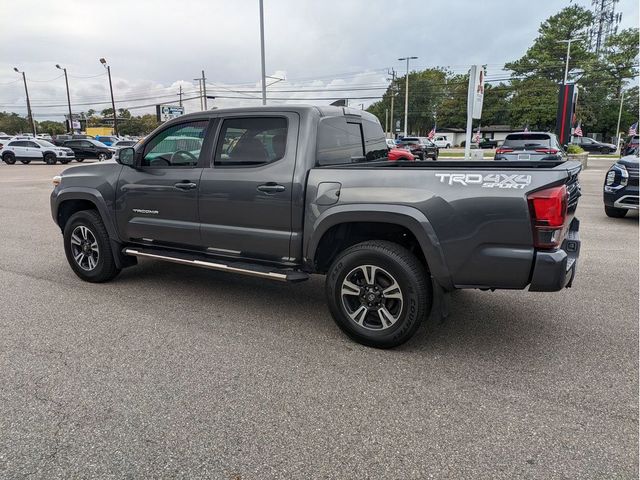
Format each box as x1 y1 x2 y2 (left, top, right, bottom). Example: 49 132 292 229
398 137 438 160
603 149 639 217
572 136 616 154
495 132 566 162
63 139 113 161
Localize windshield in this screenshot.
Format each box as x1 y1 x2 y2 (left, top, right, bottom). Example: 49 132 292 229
89 139 107 147
36 140 55 147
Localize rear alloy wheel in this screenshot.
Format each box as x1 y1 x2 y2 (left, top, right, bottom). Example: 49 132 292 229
63 210 120 282
44 153 57 165
326 240 431 348
605 205 627 218
2 153 16 165
19 159 31 164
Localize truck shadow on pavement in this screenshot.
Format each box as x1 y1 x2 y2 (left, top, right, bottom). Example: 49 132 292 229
116 259 558 363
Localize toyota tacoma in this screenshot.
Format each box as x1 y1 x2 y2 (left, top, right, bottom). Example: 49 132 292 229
51 106 582 348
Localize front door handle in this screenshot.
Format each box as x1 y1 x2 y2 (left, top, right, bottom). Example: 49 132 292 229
257 183 285 193
174 181 197 190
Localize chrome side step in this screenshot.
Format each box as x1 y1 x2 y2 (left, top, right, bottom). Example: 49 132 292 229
123 248 309 283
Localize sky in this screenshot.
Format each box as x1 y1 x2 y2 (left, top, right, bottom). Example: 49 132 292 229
1 0 638 121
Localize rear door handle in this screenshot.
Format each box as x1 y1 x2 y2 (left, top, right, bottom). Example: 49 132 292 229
257 183 285 193
174 181 197 190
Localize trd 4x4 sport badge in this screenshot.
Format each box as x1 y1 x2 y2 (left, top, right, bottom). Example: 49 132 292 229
435 173 532 189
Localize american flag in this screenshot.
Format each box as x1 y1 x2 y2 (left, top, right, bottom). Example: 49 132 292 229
473 127 481 143
574 122 583 137
630 122 638 136
427 125 436 139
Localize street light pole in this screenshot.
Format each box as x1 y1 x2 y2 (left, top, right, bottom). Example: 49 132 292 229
99 58 118 136
398 56 417 137
557 38 583 84
14 67 36 136
259 0 267 105
56 64 73 133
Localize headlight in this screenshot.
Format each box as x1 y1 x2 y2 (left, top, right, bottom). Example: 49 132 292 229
52 175 62 187
606 164 628 187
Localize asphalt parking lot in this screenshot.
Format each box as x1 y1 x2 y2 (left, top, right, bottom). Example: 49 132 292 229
0 158 637 479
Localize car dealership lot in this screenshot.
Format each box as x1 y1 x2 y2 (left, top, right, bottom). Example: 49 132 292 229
0 159 637 478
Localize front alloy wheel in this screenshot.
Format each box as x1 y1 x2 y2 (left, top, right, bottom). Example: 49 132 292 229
98 153 107 161
70 225 99 271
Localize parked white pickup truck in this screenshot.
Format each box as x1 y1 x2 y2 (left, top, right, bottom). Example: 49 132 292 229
432 135 451 148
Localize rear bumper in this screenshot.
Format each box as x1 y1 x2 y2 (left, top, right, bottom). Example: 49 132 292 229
529 218 580 292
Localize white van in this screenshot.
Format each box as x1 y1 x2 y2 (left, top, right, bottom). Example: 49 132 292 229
432 135 451 148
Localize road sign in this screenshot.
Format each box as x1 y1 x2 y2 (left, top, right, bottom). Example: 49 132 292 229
156 104 185 122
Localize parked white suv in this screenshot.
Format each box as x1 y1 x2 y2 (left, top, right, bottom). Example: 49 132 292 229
1 139 75 165
432 135 451 148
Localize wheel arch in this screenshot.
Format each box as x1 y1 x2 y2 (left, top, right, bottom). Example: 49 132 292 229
53 188 119 241
305 204 452 289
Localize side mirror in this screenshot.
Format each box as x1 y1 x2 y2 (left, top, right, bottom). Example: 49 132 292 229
117 147 135 166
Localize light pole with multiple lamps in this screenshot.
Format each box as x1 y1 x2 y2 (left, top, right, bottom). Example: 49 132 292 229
398 56 417 137
56 64 74 133
557 37 584 84
13 67 36 136
99 58 118 136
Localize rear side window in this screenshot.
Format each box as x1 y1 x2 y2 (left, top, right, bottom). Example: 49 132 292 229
503 134 551 148
214 117 288 167
317 117 364 166
362 119 388 161
9 141 25 147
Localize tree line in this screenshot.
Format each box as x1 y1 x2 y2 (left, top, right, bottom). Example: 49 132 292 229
0 108 160 136
366 5 639 139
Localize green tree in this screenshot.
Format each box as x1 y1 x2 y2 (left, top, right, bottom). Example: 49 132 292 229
505 5 595 84
38 120 67 135
0 112 30 134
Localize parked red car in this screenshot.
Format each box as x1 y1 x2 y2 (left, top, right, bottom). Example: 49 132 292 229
387 147 415 162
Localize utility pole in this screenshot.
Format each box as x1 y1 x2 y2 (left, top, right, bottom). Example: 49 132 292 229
398 57 417 137
179 85 183 107
384 108 389 136
13 67 36 136
388 68 396 138
99 58 118 136
259 0 267 105
615 90 625 153
194 77 203 110
201 70 208 110
56 64 73 132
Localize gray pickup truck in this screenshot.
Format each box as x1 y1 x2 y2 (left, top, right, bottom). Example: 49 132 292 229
51 106 582 348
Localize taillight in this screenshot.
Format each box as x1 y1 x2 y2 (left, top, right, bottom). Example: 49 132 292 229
535 148 559 154
527 185 568 249
496 148 513 154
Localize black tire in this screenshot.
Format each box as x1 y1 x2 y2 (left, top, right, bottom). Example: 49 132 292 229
605 205 627 218
59 159 71 164
2 152 16 165
76 158 84 162
44 153 57 165
325 240 431 348
19 159 31 164
97 152 107 161
63 210 121 283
